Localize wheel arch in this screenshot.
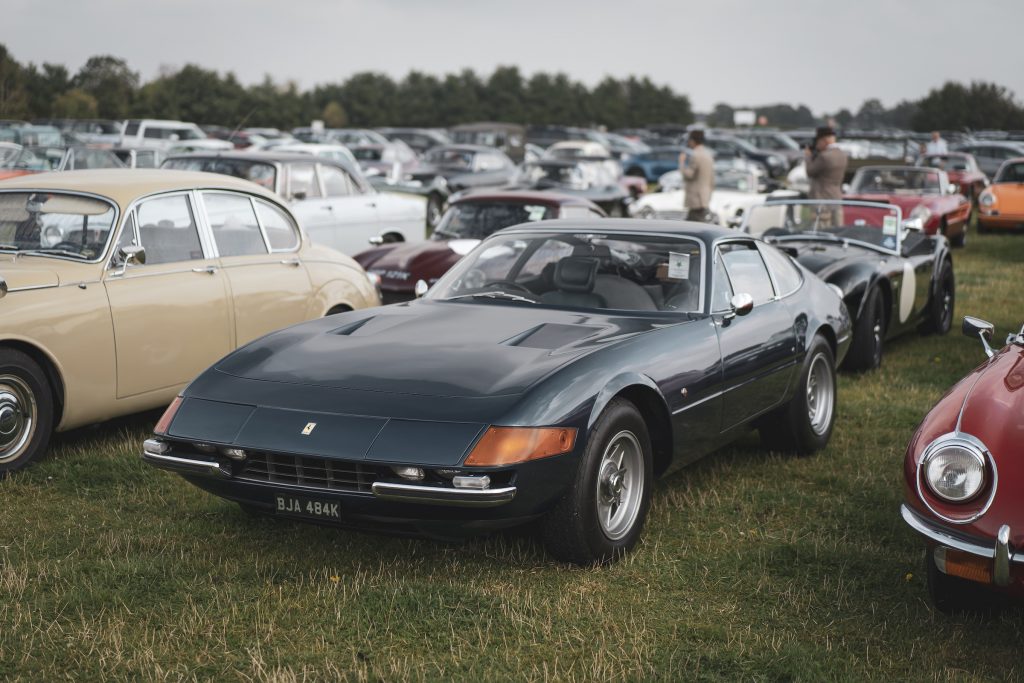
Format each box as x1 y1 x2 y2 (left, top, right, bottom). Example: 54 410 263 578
0 339 65 428
589 374 673 478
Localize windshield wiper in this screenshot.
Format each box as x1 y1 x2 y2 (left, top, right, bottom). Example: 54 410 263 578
0 244 20 251
444 291 538 304
19 248 89 259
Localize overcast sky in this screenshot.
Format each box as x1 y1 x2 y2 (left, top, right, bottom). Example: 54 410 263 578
6 0 1023 115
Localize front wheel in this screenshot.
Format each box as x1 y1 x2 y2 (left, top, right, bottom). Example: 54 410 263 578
759 335 836 455
541 399 653 565
844 286 885 372
923 260 954 335
426 194 444 230
0 348 54 476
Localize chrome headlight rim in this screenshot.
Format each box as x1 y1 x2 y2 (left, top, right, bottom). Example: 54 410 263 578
915 432 997 525
979 192 995 207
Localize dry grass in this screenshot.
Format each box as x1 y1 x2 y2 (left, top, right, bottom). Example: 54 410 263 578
1 228 1022 682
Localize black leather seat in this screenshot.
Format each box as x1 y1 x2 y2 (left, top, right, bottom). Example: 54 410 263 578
540 257 606 309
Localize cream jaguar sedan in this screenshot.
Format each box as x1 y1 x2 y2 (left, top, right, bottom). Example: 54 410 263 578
0 169 381 473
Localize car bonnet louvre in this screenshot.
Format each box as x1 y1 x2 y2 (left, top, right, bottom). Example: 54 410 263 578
502 323 603 350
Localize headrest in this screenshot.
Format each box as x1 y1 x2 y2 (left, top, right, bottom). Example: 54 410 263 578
554 257 598 293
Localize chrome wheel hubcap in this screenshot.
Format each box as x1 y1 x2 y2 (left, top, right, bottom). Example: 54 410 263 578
806 353 835 436
596 430 644 541
0 375 36 464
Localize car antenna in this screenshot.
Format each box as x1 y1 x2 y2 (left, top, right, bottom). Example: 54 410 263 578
228 107 258 141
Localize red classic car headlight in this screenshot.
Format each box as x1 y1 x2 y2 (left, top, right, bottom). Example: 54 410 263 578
464 427 576 467
909 204 933 225
922 439 986 503
154 396 183 435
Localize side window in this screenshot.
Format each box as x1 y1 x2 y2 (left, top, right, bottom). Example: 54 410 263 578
711 251 733 311
114 212 138 255
255 200 300 252
123 121 139 136
719 242 775 305
287 163 321 199
203 193 267 257
319 165 353 197
758 243 803 297
136 194 204 265
559 206 598 219
143 126 165 139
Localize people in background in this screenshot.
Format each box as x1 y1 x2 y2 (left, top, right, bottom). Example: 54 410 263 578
806 126 847 200
679 129 714 222
925 131 948 154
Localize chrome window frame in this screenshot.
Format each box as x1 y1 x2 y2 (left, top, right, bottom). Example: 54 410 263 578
108 190 213 274
714 237 778 308
196 190 272 258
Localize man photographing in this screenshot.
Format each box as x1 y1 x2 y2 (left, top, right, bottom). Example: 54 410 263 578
678 129 714 222
805 126 847 200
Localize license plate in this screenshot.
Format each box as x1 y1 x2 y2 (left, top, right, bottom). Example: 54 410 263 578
274 494 341 520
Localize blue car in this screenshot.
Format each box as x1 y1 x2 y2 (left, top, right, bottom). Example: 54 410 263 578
620 146 685 183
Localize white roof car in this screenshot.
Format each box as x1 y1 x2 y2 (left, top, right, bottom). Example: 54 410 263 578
272 142 358 168
543 141 611 160
120 119 232 152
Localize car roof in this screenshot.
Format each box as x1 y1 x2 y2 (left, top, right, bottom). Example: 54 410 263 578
0 168 283 207
452 190 600 208
496 217 738 242
165 150 360 175
430 144 497 154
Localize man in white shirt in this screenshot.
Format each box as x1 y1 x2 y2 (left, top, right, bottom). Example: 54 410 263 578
925 131 948 154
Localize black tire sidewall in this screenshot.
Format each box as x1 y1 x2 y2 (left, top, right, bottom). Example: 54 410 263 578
0 348 54 474
929 261 955 334
543 399 653 564
847 286 884 371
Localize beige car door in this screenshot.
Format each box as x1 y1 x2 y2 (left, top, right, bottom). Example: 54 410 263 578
104 192 233 399
199 192 312 346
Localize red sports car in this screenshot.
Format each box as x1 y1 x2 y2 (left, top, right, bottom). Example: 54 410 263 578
916 152 989 204
354 191 606 303
901 316 1024 612
845 165 972 247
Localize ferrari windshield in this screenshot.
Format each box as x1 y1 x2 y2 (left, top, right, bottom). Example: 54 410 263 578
0 191 117 260
851 167 943 195
433 202 556 240
743 200 904 253
428 230 704 313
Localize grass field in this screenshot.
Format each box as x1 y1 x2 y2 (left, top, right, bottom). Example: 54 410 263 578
2 228 1022 682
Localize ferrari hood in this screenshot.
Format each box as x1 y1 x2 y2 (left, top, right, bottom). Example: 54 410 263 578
214 301 664 398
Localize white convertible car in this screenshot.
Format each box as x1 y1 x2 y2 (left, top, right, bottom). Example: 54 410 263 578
630 167 798 228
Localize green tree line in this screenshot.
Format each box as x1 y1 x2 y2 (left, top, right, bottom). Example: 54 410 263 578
1 43 1023 132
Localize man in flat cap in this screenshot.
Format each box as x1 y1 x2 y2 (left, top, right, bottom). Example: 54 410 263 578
805 126 847 200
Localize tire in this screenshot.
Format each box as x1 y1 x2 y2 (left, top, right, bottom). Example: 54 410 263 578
923 260 954 335
844 286 885 372
0 348 54 476
948 219 967 248
426 194 444 230
541 399 653 565
759 335 837 455
925 547 996 614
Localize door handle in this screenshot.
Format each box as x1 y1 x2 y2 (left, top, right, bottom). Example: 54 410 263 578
192 266 218 275
321 205 334 211
280 259 300 267
366 202 377 209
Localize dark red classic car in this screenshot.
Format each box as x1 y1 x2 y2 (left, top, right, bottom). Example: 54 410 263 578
845 165 972 247
916 153 989 204
354 191 606 303
902 316 1024 612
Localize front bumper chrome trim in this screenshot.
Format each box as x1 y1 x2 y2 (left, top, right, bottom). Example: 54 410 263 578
141 448 230 478
901 504 1021 586
372 481 516 508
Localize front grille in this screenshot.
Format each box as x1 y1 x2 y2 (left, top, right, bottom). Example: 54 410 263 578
239 452 380 493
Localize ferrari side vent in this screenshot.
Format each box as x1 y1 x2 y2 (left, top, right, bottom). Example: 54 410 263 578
239 452 380 493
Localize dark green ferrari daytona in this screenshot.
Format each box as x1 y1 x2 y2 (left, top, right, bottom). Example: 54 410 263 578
143 219 851 564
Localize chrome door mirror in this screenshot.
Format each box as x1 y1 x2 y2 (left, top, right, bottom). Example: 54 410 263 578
962 316 995 358
116 244 146 275
902 217 924 232
414 279 429 298
726 292 754 319
368 235 384 246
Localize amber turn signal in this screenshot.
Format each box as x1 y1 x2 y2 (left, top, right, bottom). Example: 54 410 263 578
154 396 183 435
940 548 993 585
464 427 576 467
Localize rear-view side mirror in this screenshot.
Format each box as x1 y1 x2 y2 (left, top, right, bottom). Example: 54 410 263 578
120 244 146 266
414 279 429 298
726 292 754 320
962 315 995 358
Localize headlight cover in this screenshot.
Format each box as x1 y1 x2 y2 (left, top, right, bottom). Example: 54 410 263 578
979 192 995 207
923 440 986 503
909 204 933 224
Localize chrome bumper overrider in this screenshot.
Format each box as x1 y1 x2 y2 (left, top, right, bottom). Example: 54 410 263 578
901 504 1022 587
141 443 517 508
371 481 517 507
142 447 230 478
